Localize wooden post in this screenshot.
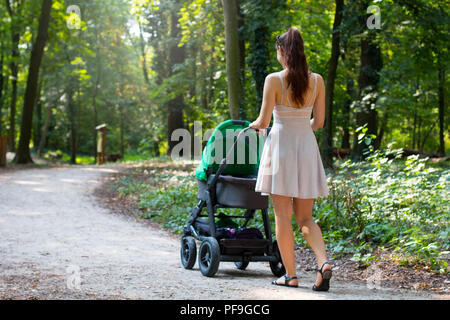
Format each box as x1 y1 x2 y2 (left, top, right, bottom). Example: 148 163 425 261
96 124 107 165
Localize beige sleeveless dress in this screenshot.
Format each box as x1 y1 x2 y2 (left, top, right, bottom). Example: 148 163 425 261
255 71 329 199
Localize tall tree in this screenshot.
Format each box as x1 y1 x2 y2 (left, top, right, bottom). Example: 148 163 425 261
221 0 241 119
237 0 246 119
437 57 446 156
63 64 78 164
0 31 4 126
166 0 187 155
397 0 448 156
14 0 52 164
351 0 382 161
245 0 270 108
321 0 344 167
5 0 24 151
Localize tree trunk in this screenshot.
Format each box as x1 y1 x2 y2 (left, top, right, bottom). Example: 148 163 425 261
92 58 101 163
437 58 446 156
8 37 18 151
237 0 246 119
120 106 125 159
138 19 150 86
166 0 186 155
33 79 43 150
249 24 268 108
37 105 51 156
200 45 208 111
5 0 24 151
412 78 419 149
92 25 102 164
221 0 241 119
0 136 6 167
66 86 77 164
417 116 422 152
351 1 382 161
0 40 4 122
321 0 344 168
14 0 52 164
167 95 185 155
412 106 417 149
341 78 353 149
375 113 387 149
93 102 98 163
420 120 437 151
189 45 198 101
207 38 216 107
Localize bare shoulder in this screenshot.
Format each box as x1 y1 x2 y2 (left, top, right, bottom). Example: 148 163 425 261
312 72 324 83
264 72 282 88
312 72 325 90
266 72 281 82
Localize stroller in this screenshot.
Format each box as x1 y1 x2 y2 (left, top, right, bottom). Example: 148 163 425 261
180 120 285 277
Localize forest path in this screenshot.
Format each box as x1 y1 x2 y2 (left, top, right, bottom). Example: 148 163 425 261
0 165 444 300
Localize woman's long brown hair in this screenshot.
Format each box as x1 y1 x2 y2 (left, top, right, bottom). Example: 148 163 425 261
276 28 310 106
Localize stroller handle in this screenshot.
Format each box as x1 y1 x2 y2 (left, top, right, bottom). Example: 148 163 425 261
208 126 262 187
231 120 248 126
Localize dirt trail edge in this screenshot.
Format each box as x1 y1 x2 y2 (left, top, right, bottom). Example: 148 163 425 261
0 165 446 300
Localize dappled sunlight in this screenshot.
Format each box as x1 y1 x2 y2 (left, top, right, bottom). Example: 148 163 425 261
5 209 49 217
59 178 78 183
246 286 330 300
31 188 52 193
102 235 175 243
80 167 120 174
13 180 42 186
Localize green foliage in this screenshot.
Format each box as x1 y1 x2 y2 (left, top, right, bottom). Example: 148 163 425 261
41 149 94 164
1 0 447 160
312 146 449 272
116 163 197 233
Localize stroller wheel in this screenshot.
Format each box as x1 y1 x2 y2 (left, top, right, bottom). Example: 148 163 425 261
234 261 250 270
198 237 220 277
180 236 197 269
269 241 286 277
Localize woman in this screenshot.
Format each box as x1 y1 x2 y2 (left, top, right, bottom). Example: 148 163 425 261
250 28 332 291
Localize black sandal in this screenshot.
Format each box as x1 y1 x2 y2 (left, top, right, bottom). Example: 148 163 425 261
312 262 332 292
272 275 298 288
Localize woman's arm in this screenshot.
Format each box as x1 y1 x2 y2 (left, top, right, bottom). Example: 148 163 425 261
310 74 325 131
249 74 277 129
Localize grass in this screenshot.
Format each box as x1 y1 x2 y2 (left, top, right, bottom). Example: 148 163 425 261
121 154 154 163
61 153 95 165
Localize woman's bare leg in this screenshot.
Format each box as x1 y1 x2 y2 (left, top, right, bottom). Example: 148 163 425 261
293 198 331 286
271 194 298 286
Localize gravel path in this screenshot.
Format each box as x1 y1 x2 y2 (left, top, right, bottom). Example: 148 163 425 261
0 165 446 300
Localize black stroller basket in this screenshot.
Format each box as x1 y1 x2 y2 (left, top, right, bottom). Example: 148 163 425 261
180 123 285 277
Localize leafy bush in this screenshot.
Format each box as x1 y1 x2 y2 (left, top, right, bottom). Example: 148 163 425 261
313 144 449 273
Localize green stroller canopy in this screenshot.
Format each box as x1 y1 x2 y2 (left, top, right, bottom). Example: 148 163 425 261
195 120 264 181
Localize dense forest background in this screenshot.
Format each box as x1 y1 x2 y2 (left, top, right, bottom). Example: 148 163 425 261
0 0 448 164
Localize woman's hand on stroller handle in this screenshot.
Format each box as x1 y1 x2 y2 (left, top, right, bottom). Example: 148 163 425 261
247 125 268 136
244 126 259 133
249 120 263 130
